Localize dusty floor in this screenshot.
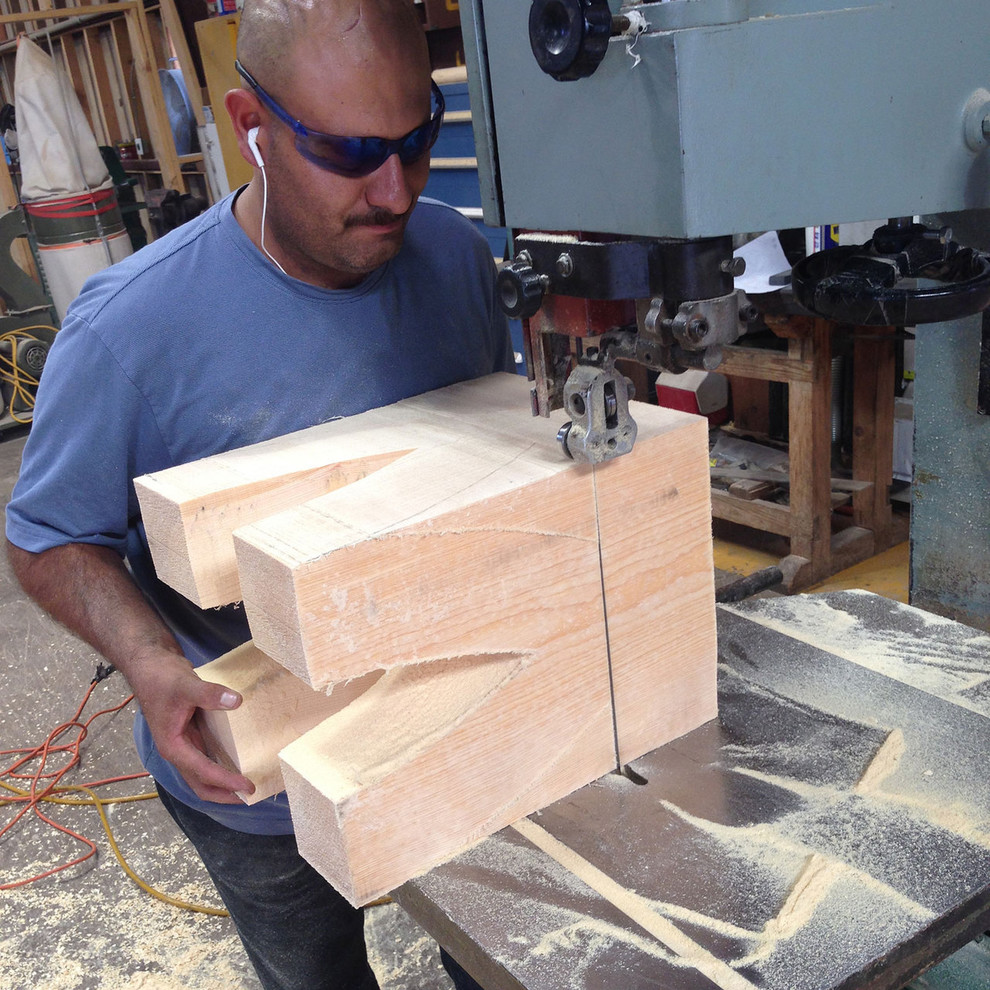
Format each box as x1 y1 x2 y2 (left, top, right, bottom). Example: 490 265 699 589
0 432 452 990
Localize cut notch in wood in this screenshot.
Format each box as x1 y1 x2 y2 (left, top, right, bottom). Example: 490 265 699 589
194 641 384 804
135 448 411 608
136 374 720 903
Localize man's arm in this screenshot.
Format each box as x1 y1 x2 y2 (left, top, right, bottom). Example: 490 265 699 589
6 539 254 804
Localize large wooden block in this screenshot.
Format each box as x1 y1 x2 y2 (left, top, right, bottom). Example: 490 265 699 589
136 438 410 608
136 373 718 905
193 642 382 804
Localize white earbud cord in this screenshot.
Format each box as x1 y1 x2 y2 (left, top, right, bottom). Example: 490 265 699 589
259 162 288 276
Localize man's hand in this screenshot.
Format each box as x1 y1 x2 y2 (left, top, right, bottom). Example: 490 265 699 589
6 539 254 804
126 649 255 804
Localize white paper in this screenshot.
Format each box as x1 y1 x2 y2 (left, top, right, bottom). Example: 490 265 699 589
733 231 791 295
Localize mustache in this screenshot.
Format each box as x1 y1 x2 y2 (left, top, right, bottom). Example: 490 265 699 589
345 208 408 228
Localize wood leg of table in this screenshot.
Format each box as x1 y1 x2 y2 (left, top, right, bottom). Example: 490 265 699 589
787 319 834 581
852 326 895 550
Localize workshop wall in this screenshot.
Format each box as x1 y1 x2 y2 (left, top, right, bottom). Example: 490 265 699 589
0 0 212 246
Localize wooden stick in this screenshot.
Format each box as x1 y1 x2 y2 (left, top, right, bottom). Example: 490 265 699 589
0 2 139 25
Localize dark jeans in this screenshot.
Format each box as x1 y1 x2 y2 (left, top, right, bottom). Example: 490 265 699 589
156 785 483 990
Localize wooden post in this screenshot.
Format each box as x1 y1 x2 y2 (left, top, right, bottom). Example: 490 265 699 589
852 325 895 549
787 319 834 578
126 3 185 191
82 26 118 144
109 17 147 143
159 0 204 128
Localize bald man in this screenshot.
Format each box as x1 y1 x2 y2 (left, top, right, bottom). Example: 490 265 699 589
5 1 512 987
229 0 437 287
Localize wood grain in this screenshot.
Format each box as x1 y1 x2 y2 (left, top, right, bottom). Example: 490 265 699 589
194 641 383 804
138 374 719 904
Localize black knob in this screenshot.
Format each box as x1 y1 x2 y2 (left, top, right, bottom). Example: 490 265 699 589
497 262 546 319
529 0 612 82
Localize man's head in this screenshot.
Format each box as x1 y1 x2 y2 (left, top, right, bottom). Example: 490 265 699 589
225 0 435 288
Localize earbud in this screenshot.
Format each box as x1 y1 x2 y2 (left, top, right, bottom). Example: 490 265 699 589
250 125 287 276
247 126 264 167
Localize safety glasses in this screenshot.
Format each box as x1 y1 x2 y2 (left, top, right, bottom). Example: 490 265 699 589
235 60 445 178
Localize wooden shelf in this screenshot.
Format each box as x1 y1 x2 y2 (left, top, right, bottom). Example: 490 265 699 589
0 0 205 207
714 317 899 592
123 152 204 174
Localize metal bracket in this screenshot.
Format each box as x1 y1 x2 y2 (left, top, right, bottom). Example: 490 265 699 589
557 359 637 463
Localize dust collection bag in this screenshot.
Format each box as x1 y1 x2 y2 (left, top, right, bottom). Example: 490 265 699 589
14 34 131 319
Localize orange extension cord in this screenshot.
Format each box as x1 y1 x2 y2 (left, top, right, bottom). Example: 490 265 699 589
0 665 228 915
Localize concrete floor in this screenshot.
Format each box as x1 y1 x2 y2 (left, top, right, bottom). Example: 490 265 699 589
0 433 453 990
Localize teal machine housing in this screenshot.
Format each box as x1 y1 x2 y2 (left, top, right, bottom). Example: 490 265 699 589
460 0 990 236
458 0 990 629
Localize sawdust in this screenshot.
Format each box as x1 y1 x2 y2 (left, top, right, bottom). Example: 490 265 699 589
0 861 256 990
420 800 938 990
419 829 690 986
1 857 451 990
517 726 935 989
767 855 835 940
363 902 449 988
853 728 904 793
528 916 674 963
648 797 936 967
659 661 989 988
444 795 801 987
478 632 990 990
513 817 761 990
725 591 990 716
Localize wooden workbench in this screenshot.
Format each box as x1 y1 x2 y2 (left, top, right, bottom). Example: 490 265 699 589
714 317 900 592
397 591 990 990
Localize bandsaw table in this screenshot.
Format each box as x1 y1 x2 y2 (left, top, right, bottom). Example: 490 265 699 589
396 591 990 990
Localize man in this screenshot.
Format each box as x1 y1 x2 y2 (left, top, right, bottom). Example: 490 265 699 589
5 1 511 987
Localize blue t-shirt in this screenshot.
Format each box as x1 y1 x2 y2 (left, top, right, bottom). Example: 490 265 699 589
6 190 514 833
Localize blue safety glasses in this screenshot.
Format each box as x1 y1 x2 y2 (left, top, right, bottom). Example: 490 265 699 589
235 60 445 178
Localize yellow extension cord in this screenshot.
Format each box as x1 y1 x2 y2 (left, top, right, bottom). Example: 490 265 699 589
0 325 58 424
2 779 394 912
0 778 230 916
